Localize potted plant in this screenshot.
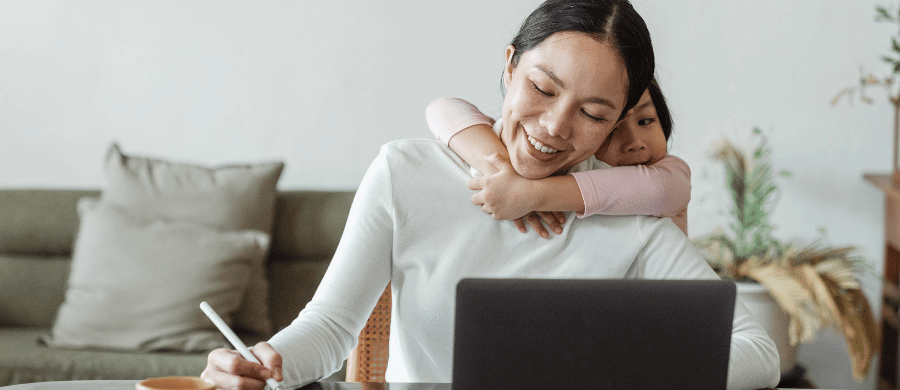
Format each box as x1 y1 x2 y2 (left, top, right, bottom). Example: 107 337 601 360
692 128 878 381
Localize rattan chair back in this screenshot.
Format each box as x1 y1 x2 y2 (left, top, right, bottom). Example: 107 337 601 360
345 283 391 382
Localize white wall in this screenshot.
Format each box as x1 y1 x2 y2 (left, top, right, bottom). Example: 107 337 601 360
0 1 890 388
640 2 888 389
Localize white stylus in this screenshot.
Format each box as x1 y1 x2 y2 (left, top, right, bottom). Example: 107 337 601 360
200 301 282 390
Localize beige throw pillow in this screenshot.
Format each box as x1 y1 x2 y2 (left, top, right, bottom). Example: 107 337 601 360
45 198 270 352
100 144 283 336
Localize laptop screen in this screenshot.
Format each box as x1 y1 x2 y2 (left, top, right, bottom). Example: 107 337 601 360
452 278 735 390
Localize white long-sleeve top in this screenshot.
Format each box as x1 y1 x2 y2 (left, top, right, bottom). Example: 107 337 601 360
268 139 780 390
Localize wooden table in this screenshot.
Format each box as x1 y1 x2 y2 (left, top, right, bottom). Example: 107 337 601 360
0 380 830 390
0 382 448 390
865 173 900 390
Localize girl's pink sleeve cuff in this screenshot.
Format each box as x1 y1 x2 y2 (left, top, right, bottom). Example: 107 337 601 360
426 98 494 145
571 171 597 218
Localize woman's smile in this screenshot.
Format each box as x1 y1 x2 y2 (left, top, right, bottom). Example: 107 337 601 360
515 124 565 164
499 31 628 180
522 135 560 163
527 135 560 154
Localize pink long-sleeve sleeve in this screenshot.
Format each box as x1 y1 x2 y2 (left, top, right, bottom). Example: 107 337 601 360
571 155 691 235
425 98 494 145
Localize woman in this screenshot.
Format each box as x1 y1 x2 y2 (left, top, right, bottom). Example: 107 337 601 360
202 1 780 389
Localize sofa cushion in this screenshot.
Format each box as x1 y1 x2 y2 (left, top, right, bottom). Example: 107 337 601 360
0 255 70 328
100 144 284 337
44 198 269 352
0 190 99 256
267 258 332 332
270 191 355 260
0 327 347 386
0 328 208 385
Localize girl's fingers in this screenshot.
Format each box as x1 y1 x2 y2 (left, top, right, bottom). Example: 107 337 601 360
470 192 485 207
468 176 485 191
485 153 514 172
471 193 496 216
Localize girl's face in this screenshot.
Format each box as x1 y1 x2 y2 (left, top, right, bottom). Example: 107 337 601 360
500 31 628 180
594 89 667 166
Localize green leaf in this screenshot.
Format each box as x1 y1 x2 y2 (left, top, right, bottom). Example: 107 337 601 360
779 170 792 178
885 55 898 64
877 6 893 21
894 61 900 73
893 37 900 53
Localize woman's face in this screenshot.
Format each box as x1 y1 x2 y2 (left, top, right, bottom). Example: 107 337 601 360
594 89 667 167
500 31 628 180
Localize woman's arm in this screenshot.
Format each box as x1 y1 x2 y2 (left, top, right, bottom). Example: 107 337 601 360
571 155 691 218
263 147 397 388
633 218 780 390
203 149 395 389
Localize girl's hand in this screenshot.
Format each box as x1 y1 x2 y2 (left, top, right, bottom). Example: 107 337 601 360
469 154 566 238
201 342 283 390
469 154 538 220
514 211 567 239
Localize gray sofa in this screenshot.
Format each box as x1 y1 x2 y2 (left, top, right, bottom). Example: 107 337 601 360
0 189 355 385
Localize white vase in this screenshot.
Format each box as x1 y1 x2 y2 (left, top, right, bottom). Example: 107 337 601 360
735 281 798 376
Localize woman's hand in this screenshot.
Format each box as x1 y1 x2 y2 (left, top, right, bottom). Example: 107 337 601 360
201 342 283 390
469 154 566 238
514 212 566 239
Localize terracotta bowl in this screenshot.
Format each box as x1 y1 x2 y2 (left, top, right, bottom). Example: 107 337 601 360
136 376 215 390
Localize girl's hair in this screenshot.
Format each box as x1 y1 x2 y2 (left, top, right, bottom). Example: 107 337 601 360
647 78 673 141
507 0 655 118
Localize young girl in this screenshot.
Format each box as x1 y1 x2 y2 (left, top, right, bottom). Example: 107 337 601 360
425 79 690 237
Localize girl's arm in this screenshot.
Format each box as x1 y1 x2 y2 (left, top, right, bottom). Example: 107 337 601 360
426 98 566 238
425 98 503 176
426 98 691 236
469 154 584 218
570 155 691 218
472 156 690 235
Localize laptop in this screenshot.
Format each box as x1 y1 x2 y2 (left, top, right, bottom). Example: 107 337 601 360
452 278 735 390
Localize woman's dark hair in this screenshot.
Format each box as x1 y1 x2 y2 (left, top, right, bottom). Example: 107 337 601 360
647 78 673 141
507 0 654 119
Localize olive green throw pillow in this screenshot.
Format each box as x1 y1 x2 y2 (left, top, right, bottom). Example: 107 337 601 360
100 144 284 336
45 198 270 352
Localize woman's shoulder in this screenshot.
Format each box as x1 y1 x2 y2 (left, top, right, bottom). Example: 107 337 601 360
567 155 611 174
378 138 471 174
380 138 452 159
